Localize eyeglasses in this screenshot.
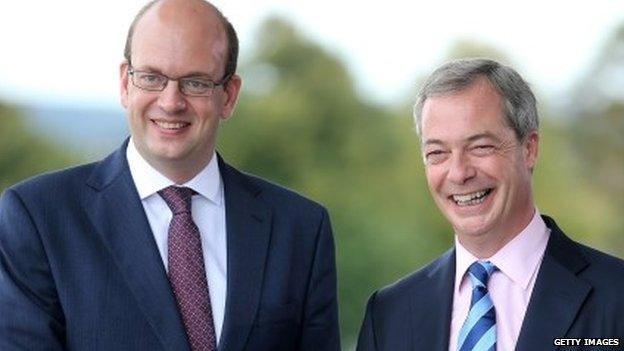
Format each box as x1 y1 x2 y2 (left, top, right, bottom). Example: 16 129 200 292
128 66 231 97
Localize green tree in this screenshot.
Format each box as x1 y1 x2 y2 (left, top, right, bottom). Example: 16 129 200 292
0 103 75 192
566 23 624 253
220 26 623 345
219 17 449 345
2 17 621 350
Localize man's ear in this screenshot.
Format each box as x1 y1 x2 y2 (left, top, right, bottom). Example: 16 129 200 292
219 74 242 121
524 130 539 171
120 61 130 109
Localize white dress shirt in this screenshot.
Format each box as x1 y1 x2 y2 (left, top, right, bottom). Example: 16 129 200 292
126 139 227 343
449 209 550 351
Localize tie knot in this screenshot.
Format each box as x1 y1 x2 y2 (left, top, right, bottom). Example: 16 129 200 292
467 261 496 288
158 186 195 214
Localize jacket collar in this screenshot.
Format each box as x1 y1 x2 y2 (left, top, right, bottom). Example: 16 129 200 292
85 141 273 351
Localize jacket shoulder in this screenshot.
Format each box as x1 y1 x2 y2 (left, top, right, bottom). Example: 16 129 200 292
375 249 454 303
7 162 98 201
251 173 323 207
544 215 624 289
221 160 328 218
577 242 624 290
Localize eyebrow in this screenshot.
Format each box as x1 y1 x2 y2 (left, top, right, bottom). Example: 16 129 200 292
422 132 502 147
134 66 214 79
133 65 162 74
422 139 444 147
182 71 215 79
466 132 502 143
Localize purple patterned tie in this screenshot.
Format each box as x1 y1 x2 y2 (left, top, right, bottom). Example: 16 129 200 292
158 186 216 351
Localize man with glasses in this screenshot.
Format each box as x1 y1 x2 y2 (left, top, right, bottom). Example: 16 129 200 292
0 0 340 350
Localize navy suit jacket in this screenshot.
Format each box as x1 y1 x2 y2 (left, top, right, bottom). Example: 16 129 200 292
0 142 340 351
357 216 624 351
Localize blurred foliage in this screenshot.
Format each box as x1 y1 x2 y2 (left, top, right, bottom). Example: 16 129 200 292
445 38 511 63
1 16 622 349
0 103 75 192
565 23 624 252
219 20 624 346
219 19 453 346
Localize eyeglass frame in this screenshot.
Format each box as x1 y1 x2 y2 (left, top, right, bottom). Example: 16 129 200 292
127 65 232 97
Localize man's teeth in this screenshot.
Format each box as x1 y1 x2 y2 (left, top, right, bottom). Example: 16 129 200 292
154 120 188 129
452 190 490 206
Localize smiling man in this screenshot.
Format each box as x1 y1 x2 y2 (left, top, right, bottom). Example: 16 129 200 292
356 58 624 351
0 1 339 350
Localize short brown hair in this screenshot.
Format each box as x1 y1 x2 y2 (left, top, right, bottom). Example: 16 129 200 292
123 0 239 81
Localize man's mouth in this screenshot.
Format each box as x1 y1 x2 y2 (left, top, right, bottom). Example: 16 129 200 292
152 119 190 130
450 188 493 206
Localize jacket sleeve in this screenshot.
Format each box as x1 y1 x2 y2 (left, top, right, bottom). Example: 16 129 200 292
0 188 65 350
299 208 341 351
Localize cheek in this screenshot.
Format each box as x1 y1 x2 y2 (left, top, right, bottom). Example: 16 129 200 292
125 97 154 134
193 103 221 126
126 113 145 137
425 167 445 192
475 157 505 178
130 94 156 118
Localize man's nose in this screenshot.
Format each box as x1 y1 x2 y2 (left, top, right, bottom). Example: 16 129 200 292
447 152 476 184
157 80 187 113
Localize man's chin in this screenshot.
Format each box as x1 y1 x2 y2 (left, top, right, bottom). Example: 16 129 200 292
142 145 191 166
146 139 189 158
449 214 494 238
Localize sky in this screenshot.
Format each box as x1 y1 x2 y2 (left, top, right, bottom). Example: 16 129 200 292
1 1 623 109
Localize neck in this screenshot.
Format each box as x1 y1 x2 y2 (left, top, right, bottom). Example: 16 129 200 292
159 163 205 184
138 149 215 185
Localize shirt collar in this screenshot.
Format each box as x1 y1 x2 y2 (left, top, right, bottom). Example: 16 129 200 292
454 209 550 293
126 138 223 205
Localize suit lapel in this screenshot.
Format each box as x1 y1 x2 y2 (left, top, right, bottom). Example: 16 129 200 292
85 142 190 351
411 249 455 351
217 157 272 351
515 216 591 351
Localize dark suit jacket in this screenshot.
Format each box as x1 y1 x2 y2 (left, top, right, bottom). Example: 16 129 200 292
356 216 624 351
0 142 340 351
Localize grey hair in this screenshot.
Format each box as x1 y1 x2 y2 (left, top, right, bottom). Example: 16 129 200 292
413 58 538 141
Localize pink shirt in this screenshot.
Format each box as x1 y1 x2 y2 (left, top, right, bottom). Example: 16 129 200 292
448 210 550 351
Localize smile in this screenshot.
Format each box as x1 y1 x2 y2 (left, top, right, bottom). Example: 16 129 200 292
152 119 190 130
450 188 493 206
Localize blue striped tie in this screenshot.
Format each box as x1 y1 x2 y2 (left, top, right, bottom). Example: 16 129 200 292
457 261 497 351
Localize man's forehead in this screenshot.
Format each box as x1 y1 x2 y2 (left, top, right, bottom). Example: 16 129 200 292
425 78 502 109
424 79 504 117
151 0 220 25
130 0 228 73
420 83 513 145
421 116 513 146
131 0 226 51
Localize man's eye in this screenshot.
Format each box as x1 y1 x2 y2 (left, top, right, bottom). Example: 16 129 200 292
139 74 162 84
425 150 448 164
183 79 210 90
472 145 495 156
